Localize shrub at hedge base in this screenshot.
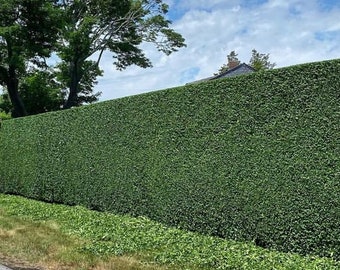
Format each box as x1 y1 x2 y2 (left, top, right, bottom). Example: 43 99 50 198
0 59 339 259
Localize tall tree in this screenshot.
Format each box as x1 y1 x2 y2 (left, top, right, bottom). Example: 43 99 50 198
214 51 240 75
0 0 62 117
249 49 276 71
56 0 186 109
56 60 103 107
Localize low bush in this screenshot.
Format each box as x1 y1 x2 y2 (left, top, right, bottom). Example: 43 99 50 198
0 111 11 120
0 59 339 259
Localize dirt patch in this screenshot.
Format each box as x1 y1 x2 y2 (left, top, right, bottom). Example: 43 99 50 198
0 254 42 270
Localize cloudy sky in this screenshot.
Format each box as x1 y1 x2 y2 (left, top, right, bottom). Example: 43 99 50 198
95 0 340 101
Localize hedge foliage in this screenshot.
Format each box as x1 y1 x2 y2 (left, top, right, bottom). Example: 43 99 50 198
0 59 339 259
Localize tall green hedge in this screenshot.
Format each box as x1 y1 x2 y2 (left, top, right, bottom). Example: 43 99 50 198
1 59 339 259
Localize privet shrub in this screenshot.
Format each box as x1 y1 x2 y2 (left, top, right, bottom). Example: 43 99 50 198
0 59 339 259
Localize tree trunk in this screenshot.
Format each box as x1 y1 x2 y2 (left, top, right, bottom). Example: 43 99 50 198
63 61 81 109
5 39 27 118
7 65 27 118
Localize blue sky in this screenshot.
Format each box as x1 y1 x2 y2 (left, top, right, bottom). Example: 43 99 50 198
94 0 340 101
317 0 340 11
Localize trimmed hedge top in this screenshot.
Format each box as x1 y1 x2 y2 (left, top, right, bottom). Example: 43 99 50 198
1 59 340 259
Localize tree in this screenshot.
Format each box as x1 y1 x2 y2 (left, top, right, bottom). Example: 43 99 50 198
0 89 12 114
1 1 185 115
56 0 186 109
249 49 276 71
0 69 64 115
20 70 65 115
215 49 275 75
56 60 103 107
0 90 11 119
0 0 62 117
214 50 240 75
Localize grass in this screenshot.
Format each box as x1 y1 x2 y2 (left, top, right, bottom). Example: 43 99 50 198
0 194 339 270
0 211 169 270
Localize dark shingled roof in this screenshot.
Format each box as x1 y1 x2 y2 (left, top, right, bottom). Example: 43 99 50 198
212 63 255 79
188 63 255 84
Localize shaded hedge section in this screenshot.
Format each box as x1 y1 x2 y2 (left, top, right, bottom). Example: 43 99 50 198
1 59 339 259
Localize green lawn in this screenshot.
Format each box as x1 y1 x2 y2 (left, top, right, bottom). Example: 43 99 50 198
0 194 339 270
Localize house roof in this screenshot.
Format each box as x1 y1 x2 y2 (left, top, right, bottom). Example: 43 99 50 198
212 63 255 79
188 63 255 85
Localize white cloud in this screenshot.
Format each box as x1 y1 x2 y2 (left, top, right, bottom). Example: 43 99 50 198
94 0 340 101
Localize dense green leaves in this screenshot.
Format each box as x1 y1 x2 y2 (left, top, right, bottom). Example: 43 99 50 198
0 59 339 260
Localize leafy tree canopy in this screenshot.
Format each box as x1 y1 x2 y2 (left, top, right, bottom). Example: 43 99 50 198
56 0 186 109
249 49 276 71
0 0 186 116
0 0 63 117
